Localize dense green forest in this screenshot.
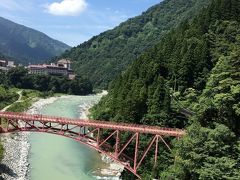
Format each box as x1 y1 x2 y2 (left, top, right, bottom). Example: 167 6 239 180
61 0 210 88
0 67 93 95
91 0 240 179
0 17 70 65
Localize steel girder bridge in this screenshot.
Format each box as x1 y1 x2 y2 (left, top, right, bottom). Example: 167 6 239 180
0 112 185 179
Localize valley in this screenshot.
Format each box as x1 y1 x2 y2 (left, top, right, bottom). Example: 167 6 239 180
0 0 240 179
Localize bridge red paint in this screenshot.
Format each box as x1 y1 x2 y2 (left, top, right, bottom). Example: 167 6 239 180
0 112 185 179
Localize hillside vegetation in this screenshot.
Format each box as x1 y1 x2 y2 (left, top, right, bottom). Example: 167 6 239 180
91 0 240 178
0 86 18 110
61 0 210 88
0 17 70 64
0 67 93 96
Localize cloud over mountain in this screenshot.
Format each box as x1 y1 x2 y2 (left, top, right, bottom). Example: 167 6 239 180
46 0 87 16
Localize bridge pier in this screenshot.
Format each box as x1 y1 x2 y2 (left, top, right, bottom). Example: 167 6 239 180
115 130 120 157
133 132 139 173
154 135 159 166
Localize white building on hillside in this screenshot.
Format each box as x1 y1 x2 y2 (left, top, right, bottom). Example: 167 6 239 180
0 60 15 71
28 59 75 79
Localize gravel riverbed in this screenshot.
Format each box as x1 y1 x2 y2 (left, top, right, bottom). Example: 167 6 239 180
1 133 30 180
0 97 59 180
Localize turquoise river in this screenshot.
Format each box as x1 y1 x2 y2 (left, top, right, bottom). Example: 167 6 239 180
28 95 109 180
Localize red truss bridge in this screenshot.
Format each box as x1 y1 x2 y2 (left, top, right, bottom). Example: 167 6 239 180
0 112 185 179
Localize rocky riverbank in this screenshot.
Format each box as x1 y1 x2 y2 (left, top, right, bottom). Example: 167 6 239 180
78 93 124 180
0 96 60 180
0 91 124 180
0 133 30 180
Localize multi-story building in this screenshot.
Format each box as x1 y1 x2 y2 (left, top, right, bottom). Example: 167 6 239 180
28 59 75 79
0 60 15 71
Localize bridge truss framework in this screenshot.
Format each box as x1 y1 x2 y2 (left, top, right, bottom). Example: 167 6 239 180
0 112 185 179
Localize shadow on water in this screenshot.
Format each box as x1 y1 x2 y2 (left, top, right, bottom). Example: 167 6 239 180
0 163 17 179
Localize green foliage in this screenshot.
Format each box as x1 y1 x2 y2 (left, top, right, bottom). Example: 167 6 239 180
92 0 240 126
91 0 240 178
0 86 18 110
7 100 32 112
0 17 70 64
1 67 93 95
163 123 240 179
195 36 240 133
61 0 210 88
91 0 219 126
0 142 3 162
6 89 43 112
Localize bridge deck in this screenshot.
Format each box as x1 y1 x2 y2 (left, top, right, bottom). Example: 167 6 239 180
0 112 185 137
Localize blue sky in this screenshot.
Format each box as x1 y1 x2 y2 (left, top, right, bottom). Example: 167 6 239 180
0 0 161 46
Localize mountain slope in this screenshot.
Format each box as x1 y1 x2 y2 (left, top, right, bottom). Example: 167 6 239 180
91 0 240 127
0 17 70 64
91 0 240 178
61 0 210 88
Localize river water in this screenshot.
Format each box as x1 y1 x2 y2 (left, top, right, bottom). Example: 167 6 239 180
28 95 106 180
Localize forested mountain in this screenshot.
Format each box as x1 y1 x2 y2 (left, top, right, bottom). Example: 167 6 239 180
61 0 210 88
91 0 240 179
0 17 70 64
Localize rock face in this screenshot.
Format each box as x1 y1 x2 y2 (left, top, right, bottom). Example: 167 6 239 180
100 154 124 177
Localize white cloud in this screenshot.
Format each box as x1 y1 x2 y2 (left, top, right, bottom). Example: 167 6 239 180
46 0 87 16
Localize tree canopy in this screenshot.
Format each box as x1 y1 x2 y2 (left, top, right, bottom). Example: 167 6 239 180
90 0 240 178
60 0 210 89
0 67 93 95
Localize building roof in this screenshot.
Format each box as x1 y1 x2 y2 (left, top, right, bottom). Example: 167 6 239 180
0 60 6 63
46 66 68 70
28 64 69 70
28 65 46 69
57 59 71 64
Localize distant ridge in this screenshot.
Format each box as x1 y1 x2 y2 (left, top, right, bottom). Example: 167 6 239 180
0 17 71 64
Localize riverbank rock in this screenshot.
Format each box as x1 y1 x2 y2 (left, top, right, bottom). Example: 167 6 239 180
0 133 30 180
